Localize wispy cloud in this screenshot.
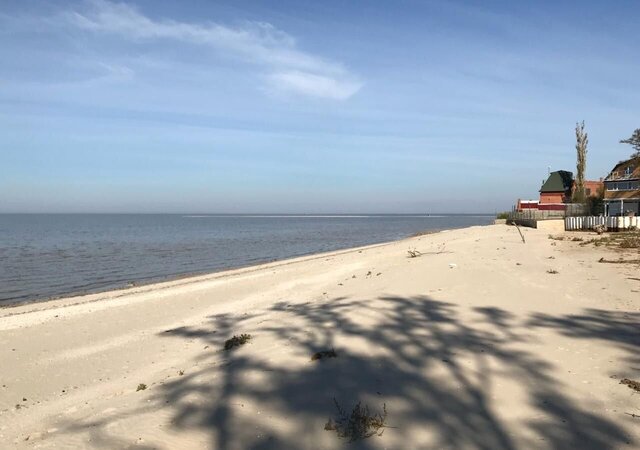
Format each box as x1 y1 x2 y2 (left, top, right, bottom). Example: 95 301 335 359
63 0 362 100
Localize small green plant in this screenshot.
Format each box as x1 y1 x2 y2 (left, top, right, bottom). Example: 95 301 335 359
325 399 390 441
136 383 147 392
224 334 252 350
311 349 337 361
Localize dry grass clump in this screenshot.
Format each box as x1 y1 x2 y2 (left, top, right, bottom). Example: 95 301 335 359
224 334 252 350
580 230 640 251
136 383 147 392
407 248 422 258
594 224 606 235
620 236 640 249
546 269 559 274
548 235 565 241
621 378 640 392
325 399 390 441
598 257 640 265
311 348 337 361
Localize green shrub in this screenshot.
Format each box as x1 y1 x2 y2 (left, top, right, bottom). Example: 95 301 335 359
224 334 252 350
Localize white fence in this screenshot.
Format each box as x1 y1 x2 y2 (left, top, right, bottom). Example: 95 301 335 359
565 216 639 231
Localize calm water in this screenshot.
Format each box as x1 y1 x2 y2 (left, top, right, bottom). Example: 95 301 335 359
0 214 493 305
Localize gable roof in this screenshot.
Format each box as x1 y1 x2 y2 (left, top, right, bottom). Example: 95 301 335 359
606 157 640 181
540 170 573 193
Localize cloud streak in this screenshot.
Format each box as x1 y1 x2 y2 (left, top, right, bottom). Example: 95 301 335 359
65 0 362 100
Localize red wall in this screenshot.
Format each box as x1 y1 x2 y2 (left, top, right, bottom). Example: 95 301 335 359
540 192 565 204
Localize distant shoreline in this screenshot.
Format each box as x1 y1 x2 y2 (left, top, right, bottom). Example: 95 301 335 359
0 215 493 308
0 227 457 310
0 223 484 310
0 230 421 313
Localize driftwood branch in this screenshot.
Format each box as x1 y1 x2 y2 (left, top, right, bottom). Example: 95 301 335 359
513 223 526 244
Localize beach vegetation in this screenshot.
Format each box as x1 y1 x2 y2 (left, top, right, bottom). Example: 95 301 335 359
311 348 337 361
620 378 640 392
311 348 338 361
407 248 422 258
546 270 559 274
325 398 390 441
224 333 252 350
580 230 640 250
496 212 510 219
136 383 147 391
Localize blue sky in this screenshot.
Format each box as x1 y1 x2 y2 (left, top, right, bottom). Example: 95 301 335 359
1 0 639 213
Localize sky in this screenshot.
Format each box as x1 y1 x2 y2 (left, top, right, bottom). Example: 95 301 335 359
1 0 639 213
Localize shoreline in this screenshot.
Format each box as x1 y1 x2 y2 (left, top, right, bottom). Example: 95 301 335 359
0 227 451 311
0 227 447 314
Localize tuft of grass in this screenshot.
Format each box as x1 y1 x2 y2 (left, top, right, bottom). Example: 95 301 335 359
311 348 337 362
325 399 390 442
407 248 422 258
136 383 147 392
548 235 565 241
571 237 584 242
546 269 559 274
224 334 252 351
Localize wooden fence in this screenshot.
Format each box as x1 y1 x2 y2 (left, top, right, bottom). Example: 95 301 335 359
565 216 639 231
509 203 589 221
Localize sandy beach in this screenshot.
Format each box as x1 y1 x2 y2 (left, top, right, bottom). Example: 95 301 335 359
1 224 639 449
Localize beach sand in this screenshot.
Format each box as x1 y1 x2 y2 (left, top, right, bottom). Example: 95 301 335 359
1 224 638 449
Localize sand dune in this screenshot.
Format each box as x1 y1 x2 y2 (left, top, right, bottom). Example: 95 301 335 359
1 225 639 449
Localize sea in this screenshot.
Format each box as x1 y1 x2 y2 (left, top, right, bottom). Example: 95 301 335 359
0 214 494 305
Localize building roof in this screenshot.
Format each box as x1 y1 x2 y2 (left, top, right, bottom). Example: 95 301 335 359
605 157 640 181
540 170 573 193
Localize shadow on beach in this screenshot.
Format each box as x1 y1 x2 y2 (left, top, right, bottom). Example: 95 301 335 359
64 296 638 449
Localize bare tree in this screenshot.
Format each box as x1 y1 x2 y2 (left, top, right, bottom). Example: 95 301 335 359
573 121 588 203
620 129 640 159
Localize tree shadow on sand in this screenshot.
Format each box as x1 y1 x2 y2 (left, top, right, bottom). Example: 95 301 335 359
150 296 634 450
527 308 640 373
